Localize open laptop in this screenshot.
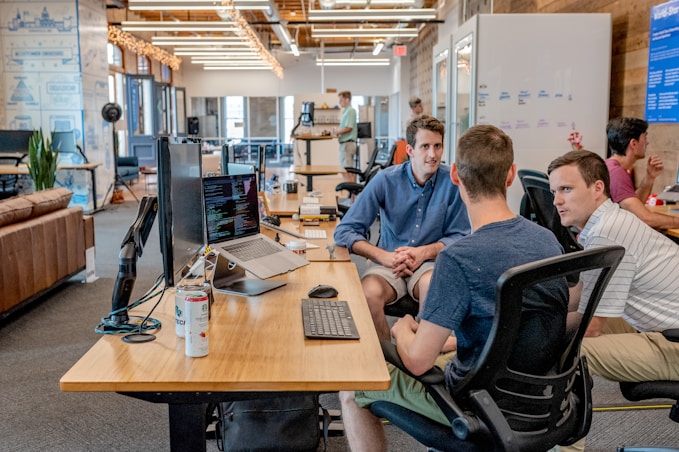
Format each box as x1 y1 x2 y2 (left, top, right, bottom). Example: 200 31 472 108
203 173 309 279
658 164 679 202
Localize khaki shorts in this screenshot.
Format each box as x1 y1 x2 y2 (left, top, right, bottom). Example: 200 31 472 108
355 352 453 426
363 261 435 303
339 141 357 167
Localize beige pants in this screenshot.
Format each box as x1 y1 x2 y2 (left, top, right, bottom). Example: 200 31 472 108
582 318 679 382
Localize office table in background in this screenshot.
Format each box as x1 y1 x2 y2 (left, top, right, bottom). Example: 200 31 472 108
60 262 389 452
0 162 102 212
293 165 345 192
261 217 350 262
293 134 335 166
648 204 679 239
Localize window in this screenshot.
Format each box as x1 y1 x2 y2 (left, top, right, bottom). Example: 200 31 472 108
161 64 172 83
137 55 150 75
107 43 123 68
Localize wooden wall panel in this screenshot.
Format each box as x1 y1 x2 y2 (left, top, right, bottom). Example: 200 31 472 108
494 0 679 194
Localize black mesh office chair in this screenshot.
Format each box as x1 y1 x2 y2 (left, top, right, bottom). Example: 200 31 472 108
335 143 397 218
0 155 22 199
521 175 582 254
370 246 625 452
616 328 679 452
518 169 548 223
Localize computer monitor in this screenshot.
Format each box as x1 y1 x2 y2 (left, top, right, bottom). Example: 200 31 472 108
157 136 205 287
256 144 266 192
301 101 315 127
52 130 88 163
0 130 33 154
357 122 372 139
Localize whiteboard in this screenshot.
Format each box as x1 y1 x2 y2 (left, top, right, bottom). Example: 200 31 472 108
452 14 612 210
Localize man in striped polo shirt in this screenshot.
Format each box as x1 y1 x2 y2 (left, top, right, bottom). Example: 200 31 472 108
548 149 679 383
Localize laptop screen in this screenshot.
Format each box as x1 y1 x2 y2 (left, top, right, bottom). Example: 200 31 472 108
203 174 260 245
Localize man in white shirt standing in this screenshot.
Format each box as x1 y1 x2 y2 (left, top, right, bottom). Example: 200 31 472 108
548 149 679 383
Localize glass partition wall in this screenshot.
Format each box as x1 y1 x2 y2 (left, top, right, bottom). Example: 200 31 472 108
190 95 394 164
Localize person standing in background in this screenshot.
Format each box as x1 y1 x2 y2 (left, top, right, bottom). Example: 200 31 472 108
408 96 423 120
337 91 358 183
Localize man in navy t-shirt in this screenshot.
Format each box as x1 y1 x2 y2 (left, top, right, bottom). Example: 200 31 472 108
339 124 568 451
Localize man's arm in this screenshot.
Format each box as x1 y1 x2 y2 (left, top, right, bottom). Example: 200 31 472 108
634 154 664 203
351 239 396 268
618 196 679 229
391 315 451 376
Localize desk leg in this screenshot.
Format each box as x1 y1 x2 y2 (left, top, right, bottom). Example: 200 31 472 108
89 168 98 211
168 403 208 452
306 140 312 165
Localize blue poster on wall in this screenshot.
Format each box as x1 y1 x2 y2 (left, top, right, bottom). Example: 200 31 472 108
646 0 679 123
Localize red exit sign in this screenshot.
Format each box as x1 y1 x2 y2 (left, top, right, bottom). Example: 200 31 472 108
393 44 407 57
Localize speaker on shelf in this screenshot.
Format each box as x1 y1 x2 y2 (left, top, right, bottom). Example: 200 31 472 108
188 116 199 135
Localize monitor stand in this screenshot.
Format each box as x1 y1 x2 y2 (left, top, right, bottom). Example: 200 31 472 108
211 254 285 296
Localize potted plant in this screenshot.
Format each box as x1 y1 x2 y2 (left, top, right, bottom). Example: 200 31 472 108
27 129 58 191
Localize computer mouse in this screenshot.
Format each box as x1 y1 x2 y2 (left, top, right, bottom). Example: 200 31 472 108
262 215 281 226
307 284 338 298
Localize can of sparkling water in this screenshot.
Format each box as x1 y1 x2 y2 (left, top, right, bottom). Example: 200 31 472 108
175 285 208 338
184 292 209 357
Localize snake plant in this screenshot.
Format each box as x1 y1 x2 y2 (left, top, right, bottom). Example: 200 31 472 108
27 130 58 191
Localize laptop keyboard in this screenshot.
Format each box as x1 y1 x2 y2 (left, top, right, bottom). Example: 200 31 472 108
667 185 679 193
223 238 282 261
304 229 327 239
302 299 360 339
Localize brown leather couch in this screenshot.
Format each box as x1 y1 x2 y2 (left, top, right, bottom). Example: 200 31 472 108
0 188 94 319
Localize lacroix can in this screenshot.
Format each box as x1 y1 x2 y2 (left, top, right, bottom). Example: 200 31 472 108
184 292 209 357
175 285 207 338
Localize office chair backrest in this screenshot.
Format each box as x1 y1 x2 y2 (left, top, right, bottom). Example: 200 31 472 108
449 246 625 449
518 169 548 222
522 175 582 253
518 168 548 186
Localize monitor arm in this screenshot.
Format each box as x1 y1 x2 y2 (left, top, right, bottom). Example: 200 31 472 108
111 195 158 324
290 113 304 137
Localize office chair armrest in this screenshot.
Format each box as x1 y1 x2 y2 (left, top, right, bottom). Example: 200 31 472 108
335 182 364 194
379 341 485 440
663 329 679 342
467 389 520 452
344 167 362 175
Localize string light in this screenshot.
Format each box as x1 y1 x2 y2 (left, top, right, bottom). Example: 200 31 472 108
108 26 182 71
220 0 283 79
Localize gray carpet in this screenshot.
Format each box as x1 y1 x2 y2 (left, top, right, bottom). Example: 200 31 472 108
1 201 678 451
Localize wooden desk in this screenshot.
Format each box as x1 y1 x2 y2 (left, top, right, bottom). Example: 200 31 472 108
648 204 679 239
293 135 334 166
293 165 345 191
0 163 102 211
261 217 350 262
60 263 389 451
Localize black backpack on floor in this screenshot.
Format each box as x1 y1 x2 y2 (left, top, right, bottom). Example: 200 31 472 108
213 394 330 452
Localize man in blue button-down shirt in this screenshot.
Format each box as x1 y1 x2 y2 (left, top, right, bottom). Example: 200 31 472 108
334 115 470 342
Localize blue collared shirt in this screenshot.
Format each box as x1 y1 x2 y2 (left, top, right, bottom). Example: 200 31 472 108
334 161 470 255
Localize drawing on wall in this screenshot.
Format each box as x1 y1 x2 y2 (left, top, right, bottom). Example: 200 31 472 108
7 6 74 32
10 79 35 103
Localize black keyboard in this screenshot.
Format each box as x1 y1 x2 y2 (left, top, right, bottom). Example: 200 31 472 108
302 299 360 340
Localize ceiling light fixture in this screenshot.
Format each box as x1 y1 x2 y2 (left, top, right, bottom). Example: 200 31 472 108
308 8 436 21
372 41 385 55
152 37 249 46
216 0 283 78
121 21 238 32
174 50 260 56
128 0 271 10
290 43 300 56
315 58 390 66
311 27 419 38
204 66 273 70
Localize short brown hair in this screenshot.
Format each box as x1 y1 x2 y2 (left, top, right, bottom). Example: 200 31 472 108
338 91 352 100
405 114 445 149
408 97 422 108
547 150 610 197
456 125 514 200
